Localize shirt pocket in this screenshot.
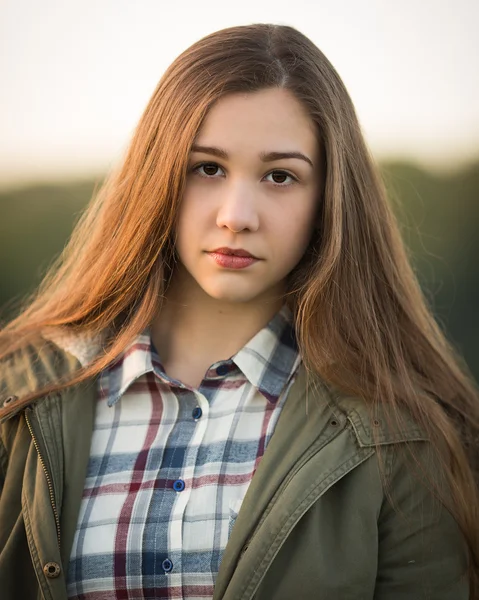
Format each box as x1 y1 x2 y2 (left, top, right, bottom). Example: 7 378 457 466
228 498 244 539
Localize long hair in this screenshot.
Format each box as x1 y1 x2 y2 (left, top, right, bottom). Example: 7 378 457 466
1 24 478 589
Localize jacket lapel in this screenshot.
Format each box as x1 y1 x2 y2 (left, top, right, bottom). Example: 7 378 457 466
213 366 352 599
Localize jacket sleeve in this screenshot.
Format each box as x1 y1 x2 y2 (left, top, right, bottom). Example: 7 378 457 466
374 442 470 599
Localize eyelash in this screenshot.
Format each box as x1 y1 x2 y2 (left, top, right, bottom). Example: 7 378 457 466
191 162 299 187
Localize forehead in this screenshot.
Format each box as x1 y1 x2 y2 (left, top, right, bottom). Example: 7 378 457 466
195 88 318 157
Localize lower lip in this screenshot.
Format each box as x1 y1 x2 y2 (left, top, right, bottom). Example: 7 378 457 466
208 252 258 269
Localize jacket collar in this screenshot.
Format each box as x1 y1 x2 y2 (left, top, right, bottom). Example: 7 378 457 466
0 339 83 423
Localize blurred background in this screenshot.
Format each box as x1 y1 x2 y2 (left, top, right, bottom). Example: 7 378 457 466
1 0 478 379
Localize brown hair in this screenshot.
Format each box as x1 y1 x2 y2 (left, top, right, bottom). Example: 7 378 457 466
1 23 478 589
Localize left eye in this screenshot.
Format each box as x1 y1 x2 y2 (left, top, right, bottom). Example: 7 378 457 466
265 171 297 186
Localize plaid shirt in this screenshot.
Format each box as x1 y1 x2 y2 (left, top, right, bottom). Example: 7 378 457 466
66 305 300 600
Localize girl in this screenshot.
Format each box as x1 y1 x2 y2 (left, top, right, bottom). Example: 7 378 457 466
0 23 478 600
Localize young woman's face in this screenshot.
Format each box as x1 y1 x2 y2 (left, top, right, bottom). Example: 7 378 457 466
175 87 321 305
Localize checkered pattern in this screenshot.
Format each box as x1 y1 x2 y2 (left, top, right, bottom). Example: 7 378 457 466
67 305 300 600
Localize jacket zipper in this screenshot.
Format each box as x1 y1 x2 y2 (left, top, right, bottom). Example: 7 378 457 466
24 410 61 549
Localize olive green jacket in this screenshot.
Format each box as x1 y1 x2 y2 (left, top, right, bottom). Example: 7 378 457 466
0 341 469 599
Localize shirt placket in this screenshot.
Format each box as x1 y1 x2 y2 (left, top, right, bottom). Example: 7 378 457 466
167 388 210 591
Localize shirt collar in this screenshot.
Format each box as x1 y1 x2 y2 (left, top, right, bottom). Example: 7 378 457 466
232 304 300 403
99 332 157 407
100 304 299 407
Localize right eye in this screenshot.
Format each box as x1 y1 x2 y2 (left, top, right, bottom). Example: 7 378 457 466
192 162 225 178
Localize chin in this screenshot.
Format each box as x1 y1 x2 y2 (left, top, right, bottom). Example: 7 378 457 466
202 283 263 304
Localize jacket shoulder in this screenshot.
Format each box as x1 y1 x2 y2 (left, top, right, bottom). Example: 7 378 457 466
332 392 429 446
0 338 81 406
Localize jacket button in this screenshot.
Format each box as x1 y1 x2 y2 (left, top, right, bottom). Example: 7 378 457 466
3 395 18 407
43 562 61 578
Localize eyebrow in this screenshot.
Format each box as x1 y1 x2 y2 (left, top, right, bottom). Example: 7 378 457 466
190 144 314 168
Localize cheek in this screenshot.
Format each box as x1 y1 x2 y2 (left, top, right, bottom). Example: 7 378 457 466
176 184 216 231
274 206 317 254
175 195 204 252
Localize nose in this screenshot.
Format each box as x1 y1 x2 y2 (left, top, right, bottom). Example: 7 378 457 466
216 180 260 233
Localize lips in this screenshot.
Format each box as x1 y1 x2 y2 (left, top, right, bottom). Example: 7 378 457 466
210 247 257 259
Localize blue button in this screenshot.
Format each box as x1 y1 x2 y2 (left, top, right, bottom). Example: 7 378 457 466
162 558 173 573
216 364 229 376
173 479 185 492
192 407 202 420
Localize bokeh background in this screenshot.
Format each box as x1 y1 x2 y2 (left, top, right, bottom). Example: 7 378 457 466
1 0 478 380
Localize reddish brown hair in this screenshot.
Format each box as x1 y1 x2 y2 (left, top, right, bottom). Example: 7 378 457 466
1 23 478 590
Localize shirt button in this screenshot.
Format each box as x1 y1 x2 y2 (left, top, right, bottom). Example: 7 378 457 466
216 364 229 376
43 562 61 578
172 479 185 492
162 558 173 573
192 407 202 420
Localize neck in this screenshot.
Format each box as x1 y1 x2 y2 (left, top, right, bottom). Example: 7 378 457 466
150 266 285 371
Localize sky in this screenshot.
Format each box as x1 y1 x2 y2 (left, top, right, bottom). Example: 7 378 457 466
1 0 478 187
